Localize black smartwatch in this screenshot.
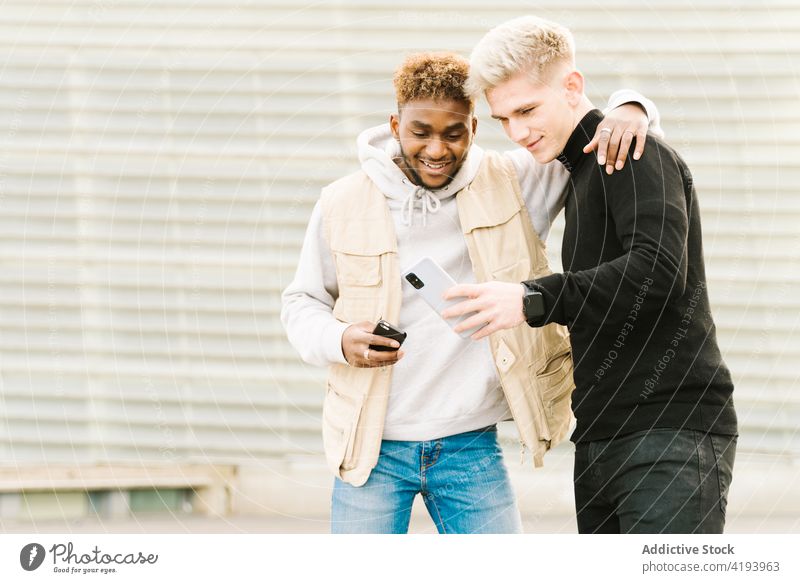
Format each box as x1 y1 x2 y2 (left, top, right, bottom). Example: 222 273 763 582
521 282 545 326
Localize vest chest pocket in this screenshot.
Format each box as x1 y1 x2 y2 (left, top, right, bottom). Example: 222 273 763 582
334 252 382 289
332 252 384 323
328 215 392 291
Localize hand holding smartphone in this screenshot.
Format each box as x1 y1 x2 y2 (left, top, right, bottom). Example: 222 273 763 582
402 257 487 338
341 321 405 368
369 320 407 352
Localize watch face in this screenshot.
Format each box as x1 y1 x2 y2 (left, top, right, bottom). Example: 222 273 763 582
525 290 545 319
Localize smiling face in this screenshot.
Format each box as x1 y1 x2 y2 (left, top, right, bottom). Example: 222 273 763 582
390 98 477 190
486 67 583 164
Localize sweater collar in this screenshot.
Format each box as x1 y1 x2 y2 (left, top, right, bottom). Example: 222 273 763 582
556 109 604 173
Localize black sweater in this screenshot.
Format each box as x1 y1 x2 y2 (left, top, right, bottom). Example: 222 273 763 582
524 109 737 443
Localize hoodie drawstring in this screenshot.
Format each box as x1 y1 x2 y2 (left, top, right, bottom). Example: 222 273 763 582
401 185 442 227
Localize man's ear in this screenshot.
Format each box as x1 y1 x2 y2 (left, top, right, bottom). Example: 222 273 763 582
471 115 478 137
390 112 400 139
564 70 585 106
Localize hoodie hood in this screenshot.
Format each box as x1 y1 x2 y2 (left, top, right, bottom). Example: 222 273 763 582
357 123 484 226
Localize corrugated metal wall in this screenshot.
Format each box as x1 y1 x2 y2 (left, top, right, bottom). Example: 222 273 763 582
0 0 797 468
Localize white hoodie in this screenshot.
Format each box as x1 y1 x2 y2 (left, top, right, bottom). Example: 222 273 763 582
281 91 661 441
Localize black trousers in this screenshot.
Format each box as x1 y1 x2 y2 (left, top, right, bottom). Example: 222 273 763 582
573 428 737 533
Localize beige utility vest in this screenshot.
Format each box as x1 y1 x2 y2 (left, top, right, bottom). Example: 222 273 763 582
319 151 575 486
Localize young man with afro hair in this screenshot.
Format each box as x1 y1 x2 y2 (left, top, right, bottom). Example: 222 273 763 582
282 50 662 534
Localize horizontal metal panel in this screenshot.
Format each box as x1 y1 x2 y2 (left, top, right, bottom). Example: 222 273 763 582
0 0 797 468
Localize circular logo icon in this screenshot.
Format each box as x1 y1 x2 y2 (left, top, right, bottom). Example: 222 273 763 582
20 543 46 571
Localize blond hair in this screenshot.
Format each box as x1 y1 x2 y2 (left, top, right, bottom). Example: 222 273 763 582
393 52 473 109
467 15 575 96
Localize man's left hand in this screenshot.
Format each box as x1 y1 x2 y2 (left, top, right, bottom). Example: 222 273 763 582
583 102 649 175
441 282 525 341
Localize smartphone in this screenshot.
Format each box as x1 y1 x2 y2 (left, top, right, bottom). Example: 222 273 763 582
369 320 407 352
402 257 486 338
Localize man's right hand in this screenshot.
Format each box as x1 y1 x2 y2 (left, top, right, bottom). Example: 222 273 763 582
342 321 404 368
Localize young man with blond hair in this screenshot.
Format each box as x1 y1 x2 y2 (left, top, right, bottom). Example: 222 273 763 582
444 16 737 533
282 50 661 533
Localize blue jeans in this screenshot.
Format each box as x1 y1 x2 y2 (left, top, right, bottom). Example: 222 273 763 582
574 428 737 533
331 425 522 534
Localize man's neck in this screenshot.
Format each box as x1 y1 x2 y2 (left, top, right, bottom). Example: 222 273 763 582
557 106 604 172
570 96 595 132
